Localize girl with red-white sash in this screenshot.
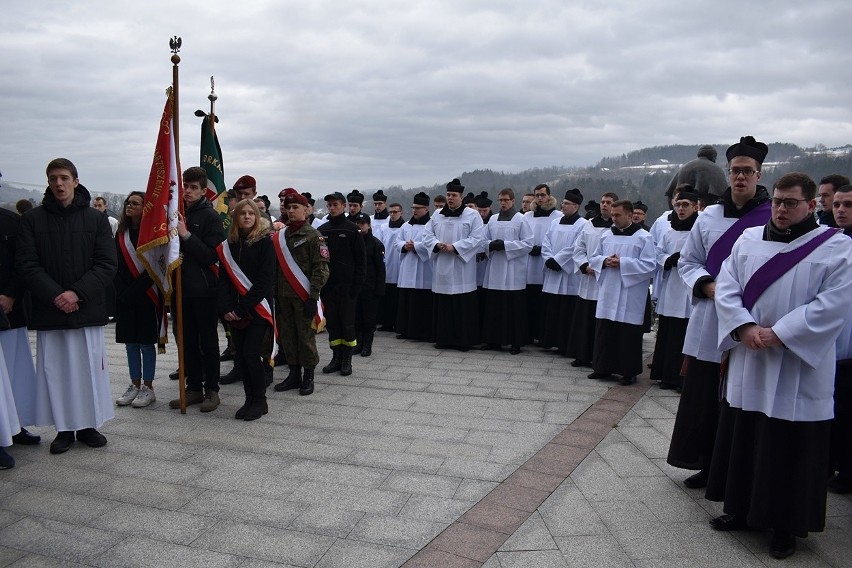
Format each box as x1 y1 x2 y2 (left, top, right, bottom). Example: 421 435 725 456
216 199 275 421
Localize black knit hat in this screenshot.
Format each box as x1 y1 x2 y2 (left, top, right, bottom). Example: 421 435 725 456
564 188 583 204
462 192 476 205
474 191 492 208
301 192 315 206
676 190 700 203
413 192 430 206
446 178 465 194
725 136 768 165
633 200 648 213
347 189 364 204
372 190 387 202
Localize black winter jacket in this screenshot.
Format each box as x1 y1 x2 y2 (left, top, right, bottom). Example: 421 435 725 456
217 234 275 323
16 184 117 330
0 208 29 329
177 198 224 299
114 225 161 344
361 231 386 295
317 214 366 293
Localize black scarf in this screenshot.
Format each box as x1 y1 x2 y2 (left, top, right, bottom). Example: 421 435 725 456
440 205 465 218
591 215 613 228
533 205 556 217
388 217 405 229
763 215 819 244
670 211 698 232
611 223 642 236
408 212 430 225
720 185 770 218
497 207 517 222
559 212 581 225
373 209 389 220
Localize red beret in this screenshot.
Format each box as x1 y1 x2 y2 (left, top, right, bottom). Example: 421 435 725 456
280 188 308 207
232 175 256 191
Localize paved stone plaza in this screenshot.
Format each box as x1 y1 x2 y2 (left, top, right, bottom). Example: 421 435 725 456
0 328 850 567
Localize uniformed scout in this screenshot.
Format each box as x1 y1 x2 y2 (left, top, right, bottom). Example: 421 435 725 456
272 189 329 395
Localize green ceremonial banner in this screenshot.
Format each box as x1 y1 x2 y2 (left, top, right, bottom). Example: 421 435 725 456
200 115 230 229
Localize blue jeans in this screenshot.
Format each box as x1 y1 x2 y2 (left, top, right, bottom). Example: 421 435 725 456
125 343 156 381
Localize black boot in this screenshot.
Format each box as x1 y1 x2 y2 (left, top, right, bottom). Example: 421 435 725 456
236 380 253 419
340 347 353 376
300 367 315 396
352 334 363 355
219 366 243 384
322 348 342 374
244 379 268 421
360 334 373 357
274 365 302 392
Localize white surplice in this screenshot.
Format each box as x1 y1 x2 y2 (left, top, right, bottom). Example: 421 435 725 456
573 224 610 301
423 207 485 294
396 222 433 290
523 209 562 285
33 327 114 431
679 204 741 363
589 228 656 325
378 223 404 285
649 209 673 300
0 344 20 447
0 327 37 427
542 216 589 296
716 226 852 421
654 229 692 319
482 212 534 291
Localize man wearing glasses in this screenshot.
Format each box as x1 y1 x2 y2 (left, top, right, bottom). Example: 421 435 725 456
707 172 852 558
668 136 771 490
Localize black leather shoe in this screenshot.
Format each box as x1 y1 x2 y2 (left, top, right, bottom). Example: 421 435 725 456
683 470 708 489
169 369 179 380
219 348 233 362
12 428 41 445
769 529 796 559
618 375 637 385
571 359 591 367
219 368 243 385
76 428 107 448
587 372 611 380
509 346 522 355
395 334 408 340
49 431 75 454
709 514 747 531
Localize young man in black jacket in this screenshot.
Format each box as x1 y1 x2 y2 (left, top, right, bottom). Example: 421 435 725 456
352 213 385 357
318 192 365 376
168 167 225 412
15 158 118 454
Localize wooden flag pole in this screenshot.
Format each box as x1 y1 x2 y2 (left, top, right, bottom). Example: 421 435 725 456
170 36 188 414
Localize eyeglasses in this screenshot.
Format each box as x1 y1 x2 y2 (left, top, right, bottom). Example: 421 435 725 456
771 197 808 209
728 168 758 178
124 201 143 207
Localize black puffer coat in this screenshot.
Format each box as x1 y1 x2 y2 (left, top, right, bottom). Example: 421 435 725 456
16 184 117 330
176 198 224 299
217 233 275 323
0 208 29 329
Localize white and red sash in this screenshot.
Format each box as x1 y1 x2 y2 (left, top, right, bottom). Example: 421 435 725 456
273 229 326 331
118 230 168 350
215 241 279 359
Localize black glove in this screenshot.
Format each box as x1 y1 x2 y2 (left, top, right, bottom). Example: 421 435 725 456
432 244 443 253
664 252 680 270
475 252 487 262
488 239 505 252
529 245 542 257
580 262 590 275
303 299 317 319
545 258 561 271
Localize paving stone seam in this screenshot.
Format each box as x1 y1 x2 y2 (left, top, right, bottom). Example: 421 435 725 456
401 367 653 567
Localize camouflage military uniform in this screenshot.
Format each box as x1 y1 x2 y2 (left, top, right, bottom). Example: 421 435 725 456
275 223 329 367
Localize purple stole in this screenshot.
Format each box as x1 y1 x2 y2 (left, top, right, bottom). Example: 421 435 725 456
705 202 771 278
741 227 841 311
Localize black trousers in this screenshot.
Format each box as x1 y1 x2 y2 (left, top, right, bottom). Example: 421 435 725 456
232 322 270 402
321 283 357 347
355 290 380 338
179 296 220 392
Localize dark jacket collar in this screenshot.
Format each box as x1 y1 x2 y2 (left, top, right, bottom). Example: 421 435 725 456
591 215 613 228
440 205 465 218
408 212 430 225
719 185 770 218
559 212 581 225
42 183 92 215
763 215 820 243
670 211 698 231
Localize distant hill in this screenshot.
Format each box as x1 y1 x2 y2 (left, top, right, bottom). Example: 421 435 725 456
366 143 852 221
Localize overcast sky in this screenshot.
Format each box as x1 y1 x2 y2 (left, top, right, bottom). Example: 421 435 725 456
2 0 851 198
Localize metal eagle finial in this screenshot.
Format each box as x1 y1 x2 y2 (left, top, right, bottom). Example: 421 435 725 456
169 36 182 54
